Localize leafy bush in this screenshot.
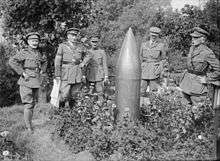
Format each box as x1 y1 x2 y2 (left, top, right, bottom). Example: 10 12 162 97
51 86 215 160
0 43 20 107
51 87 116 154
0 105 33 161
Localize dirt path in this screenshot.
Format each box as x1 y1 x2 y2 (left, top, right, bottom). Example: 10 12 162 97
27 107 77 161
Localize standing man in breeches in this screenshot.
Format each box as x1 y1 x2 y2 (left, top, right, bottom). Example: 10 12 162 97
54 27 92 107
140 27 167 105
179 27 220 110
9 32 47 132
86 35 109 95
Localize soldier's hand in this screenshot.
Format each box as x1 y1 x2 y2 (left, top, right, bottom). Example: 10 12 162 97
79 63 84 68
22 72 29 81
198 76 207 84
82 75 86 84
55 76 61 83
104 76 110 85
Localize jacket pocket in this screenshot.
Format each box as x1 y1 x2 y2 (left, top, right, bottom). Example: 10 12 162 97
150 50 161 59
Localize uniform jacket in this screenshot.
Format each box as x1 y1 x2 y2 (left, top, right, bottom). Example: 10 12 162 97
86 48 108 82
54 41 91 84
141 40 166 80
180 44 220 95
9 47 47 88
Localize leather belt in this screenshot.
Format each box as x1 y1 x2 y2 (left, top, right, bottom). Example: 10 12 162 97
143 60 160 63
187 69 205 76
62 60 81 65
25 67 40 72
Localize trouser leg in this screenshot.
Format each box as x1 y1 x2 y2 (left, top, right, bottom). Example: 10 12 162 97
140 79 150 106
59 81 71 107
69 83 82 106
181 92 193 105
20 86 38 131
24 105 34 130
95 81 104 94
149 78 161 92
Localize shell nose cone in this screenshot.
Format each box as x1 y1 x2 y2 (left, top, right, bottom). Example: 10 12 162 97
117 28 140 78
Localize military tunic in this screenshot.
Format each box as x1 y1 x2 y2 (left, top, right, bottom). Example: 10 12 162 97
180 44 220 105
140 40 166 92
54 41 91 100
86 48 108 92
87 49 108 82
9 47 47 108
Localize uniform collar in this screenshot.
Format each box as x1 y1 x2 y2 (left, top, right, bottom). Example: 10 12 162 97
149 40 159 48
190 44 205 58
68 41 78 47
27 46 39 52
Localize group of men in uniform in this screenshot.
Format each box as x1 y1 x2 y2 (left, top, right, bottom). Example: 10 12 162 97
9 26 220 132
54 28 109 108
140 26 220 110
9 28 109 132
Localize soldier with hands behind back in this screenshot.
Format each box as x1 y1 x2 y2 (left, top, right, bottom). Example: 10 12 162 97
86 35 109 95
54 27 92 107
140 27 167 105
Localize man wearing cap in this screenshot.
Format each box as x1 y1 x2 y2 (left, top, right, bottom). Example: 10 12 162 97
86 35 109 94
9 32 47 132
140 27 167 105
54 27 92 107
179 27 220 112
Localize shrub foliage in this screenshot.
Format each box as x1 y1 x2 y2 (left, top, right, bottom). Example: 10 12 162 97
51 86 215 160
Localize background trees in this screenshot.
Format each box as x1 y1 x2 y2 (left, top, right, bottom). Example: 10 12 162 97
0 0 219 106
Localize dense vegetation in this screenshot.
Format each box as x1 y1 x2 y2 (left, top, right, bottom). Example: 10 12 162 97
51 84 215 160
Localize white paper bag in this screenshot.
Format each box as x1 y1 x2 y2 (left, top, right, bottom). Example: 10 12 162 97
50 79 61 107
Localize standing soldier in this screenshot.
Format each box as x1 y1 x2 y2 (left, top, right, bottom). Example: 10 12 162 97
140 27 167 105
179 27 220 113
86 35 109 95
9 32 47 132
54 27 91 107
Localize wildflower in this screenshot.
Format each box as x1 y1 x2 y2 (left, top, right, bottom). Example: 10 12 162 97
2 150 10 156
112 104 116 108
198 135 203 140
0 131 9 137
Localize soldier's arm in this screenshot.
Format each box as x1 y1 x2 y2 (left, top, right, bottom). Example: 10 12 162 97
205 51 220 86
139 43 143 63
54 44 63 77
160 43 168 66
9 51 25 75
80 48 92 67
103 50 108 77
41 54 48 74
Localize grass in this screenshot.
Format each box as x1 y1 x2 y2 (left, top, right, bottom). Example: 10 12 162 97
0 104 50 161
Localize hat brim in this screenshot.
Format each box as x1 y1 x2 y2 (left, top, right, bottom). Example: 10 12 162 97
67 32 79 35
190 33 202 38
26 35 40 40
150 32 159 36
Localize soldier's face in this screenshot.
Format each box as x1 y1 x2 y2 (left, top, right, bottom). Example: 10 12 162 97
150 34 158 42
191 36 204 46
91 40 99 49
27 39 39 49
67 33 79 43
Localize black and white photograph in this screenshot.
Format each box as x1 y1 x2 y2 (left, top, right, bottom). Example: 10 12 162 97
0 0 219 160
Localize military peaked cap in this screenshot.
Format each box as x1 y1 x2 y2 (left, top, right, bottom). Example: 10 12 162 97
150 27 161 36
190 27 209 37
66 27 80 35
90 36 99 42
26 32 40 40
